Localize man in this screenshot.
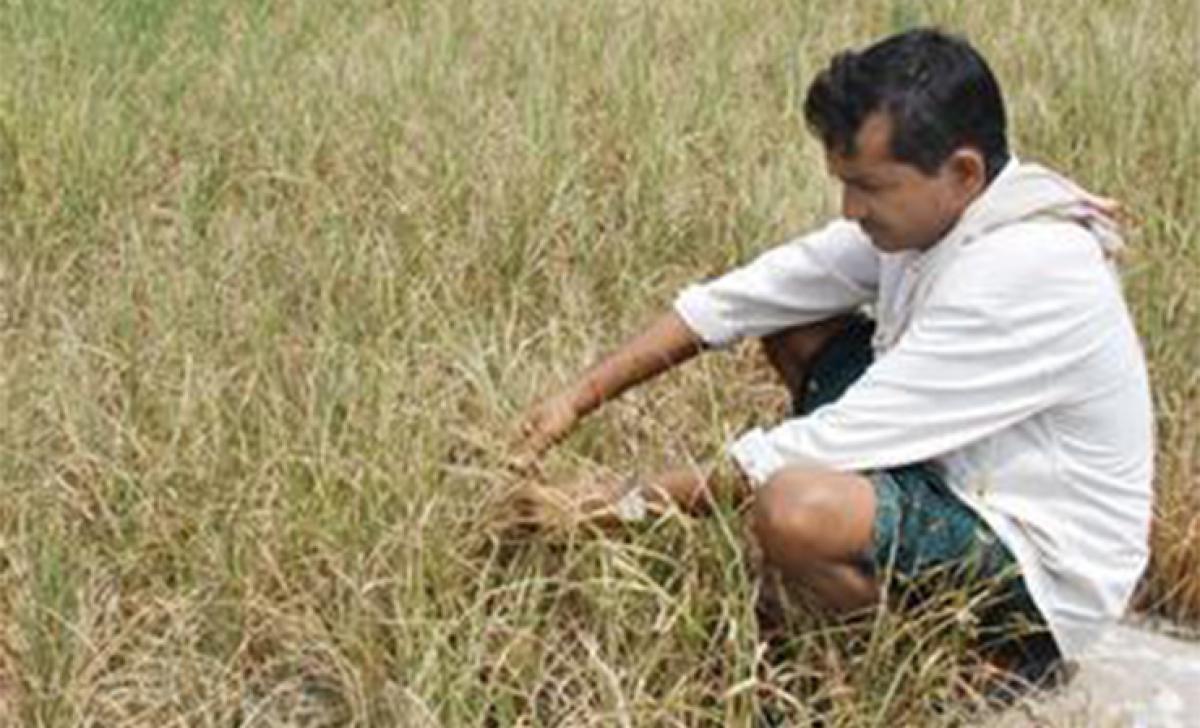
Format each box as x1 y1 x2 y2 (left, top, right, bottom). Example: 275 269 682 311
514 28 1154 684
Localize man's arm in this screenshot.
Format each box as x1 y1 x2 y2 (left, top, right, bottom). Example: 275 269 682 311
514 221 877 466
515 310 704 463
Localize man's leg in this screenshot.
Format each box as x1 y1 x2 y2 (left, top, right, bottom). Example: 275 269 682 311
750 316 882 611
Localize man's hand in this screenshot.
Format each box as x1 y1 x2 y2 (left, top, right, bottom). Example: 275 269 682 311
513 389 584 470
510 474 628 530
508 464 747 530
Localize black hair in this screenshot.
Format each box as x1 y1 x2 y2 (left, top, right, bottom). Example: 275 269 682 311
803 28 1009 182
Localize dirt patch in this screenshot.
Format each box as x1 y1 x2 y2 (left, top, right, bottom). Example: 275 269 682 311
990 620 1200 726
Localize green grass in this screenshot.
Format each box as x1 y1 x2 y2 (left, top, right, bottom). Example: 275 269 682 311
0 0 1196 724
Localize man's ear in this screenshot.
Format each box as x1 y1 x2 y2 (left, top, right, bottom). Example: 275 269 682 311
947 148 987 199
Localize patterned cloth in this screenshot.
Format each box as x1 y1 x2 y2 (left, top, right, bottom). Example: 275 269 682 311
795 314 1063 685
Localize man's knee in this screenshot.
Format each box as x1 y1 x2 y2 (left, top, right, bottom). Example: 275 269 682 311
762 315 851 360
752 471 839 563
759 316 852 391
751 468 876 570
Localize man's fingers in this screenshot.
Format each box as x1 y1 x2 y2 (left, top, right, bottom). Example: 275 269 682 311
510 424 554 464
509 417 553 475
509 483 576 529
510 426 558 469
505 448 541 477
519 416 537 437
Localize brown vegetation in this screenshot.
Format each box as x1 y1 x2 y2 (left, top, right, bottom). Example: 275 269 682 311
0 0 1195 723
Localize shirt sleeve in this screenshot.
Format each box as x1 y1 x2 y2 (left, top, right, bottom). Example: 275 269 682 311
728 231 1101 485
673 220 879 348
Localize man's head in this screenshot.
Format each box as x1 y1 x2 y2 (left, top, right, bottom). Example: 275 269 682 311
804 28 1009 252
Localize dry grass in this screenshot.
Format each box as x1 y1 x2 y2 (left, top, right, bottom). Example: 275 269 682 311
0 0 1196 724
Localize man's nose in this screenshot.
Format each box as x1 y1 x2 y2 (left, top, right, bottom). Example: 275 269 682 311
841 187 867 221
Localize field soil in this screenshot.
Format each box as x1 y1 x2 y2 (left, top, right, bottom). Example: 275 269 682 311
992 621 1200 727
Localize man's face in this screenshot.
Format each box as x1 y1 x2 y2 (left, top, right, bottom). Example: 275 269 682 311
826 112 978 253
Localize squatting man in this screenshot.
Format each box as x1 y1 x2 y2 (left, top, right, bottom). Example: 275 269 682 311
514 28 1153 685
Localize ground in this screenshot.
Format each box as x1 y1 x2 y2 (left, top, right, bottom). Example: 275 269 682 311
992 621 1200 726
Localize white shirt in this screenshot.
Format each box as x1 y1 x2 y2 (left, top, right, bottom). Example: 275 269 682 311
673 162 1154 660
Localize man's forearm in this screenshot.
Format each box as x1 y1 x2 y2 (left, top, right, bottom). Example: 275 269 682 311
569 309 704 416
